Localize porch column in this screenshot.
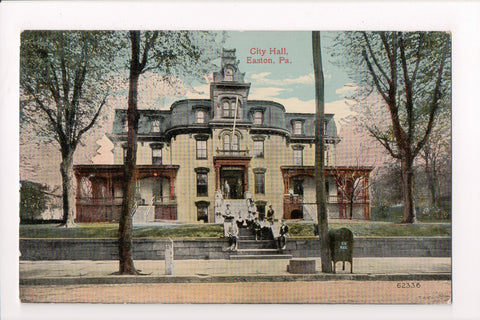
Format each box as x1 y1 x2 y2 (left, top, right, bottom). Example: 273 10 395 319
215 164 221 191
243 164 248 192
364 175 370 219
169 173 175 200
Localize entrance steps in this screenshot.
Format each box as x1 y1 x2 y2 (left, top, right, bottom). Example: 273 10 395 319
229 225 292 260
224 199 248 220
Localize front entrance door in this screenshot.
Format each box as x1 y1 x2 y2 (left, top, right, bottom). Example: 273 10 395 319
221 167 244 199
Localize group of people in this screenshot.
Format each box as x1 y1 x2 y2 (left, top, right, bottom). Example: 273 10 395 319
222 200 289 251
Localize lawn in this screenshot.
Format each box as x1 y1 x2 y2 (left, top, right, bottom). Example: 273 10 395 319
20 220 450 239
289 221 451 237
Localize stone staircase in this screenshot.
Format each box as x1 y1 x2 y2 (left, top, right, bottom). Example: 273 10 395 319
132 205 155 225
224 199 248 220
229 226 292 260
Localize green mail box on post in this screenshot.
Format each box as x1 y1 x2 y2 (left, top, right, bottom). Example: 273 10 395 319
328 228 354 273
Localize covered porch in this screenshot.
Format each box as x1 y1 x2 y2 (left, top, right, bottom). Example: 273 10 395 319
280 166 373 220
73 165 179 222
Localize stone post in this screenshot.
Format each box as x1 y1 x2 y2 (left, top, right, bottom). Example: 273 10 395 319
165 239 174 275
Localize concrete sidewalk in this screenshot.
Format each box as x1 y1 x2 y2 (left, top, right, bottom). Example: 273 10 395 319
20 257 451 285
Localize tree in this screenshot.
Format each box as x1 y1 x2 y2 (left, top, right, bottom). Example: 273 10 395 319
418 108 451 209
20 180 48 221
312 31 332 273
333 168 372 220
331 32 451 223
119 31 222 274
20 31 119 227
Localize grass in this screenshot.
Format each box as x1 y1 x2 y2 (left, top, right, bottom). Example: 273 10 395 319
20 223 224 239
288 221 451 237
20 220 450 239
370 204 451 223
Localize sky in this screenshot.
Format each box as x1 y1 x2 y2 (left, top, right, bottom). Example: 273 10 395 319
149 31 356 120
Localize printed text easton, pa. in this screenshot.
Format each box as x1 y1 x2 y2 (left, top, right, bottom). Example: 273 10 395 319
247 48 292 64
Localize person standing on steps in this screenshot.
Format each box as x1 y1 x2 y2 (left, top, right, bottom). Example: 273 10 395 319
224 180 230 199
246 198 256 227
223 204 234 222
266 204 275 224
277 220 289 250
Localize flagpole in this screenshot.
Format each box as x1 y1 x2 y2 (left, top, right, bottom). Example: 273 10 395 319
232 96 239 150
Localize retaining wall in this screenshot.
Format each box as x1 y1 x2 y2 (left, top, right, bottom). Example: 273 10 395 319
19 237 451 261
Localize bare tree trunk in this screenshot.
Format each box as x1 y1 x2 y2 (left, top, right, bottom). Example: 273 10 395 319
118 31 141 275
59 150 76 228
312 31 332 273
349 198 354 220
401 157 417 223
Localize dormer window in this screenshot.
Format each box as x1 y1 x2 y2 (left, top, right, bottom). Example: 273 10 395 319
253 111 263 125
221 98 241 118
196 110 205 124
293 121 303 135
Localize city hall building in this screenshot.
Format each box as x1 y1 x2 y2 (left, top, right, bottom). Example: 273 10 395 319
73 49 372 224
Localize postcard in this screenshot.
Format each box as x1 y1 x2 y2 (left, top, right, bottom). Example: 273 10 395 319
2 2 479 320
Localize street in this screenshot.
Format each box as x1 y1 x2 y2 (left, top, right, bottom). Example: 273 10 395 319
20 280 451 304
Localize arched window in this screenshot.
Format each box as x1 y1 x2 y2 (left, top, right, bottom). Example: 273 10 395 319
224 67 234 81
223 133 239 151
196 110 205 124
293 121 303 135
223 134 230 151
253 111 263 125
232 134 239 150
221 98 241 118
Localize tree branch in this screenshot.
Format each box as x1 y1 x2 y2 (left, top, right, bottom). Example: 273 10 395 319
74 94 108 147
362 32 391 87
413 38 449 157
399 32 415 146
367 125 401 159
139 31 158 72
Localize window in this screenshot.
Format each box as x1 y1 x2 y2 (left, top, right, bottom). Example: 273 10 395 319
196 140 207 159
255 172 265 194
122 117 128 132
223 134 239 151
153 178 163 203
122 146 127 164
195 201 210 223
253 111 263 125
253 140 264 158
196 110 205 124
232 135 239 150
293 149 303 165
293 179 304 196
253 168 267 195
293 121 303 135
152 148 162 165
222 98 241 118
150 143 163 165
224 68 233 81
152 119 160 133
196 173 208 197
223 134 230 151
